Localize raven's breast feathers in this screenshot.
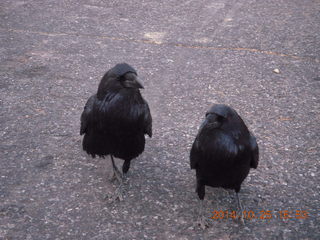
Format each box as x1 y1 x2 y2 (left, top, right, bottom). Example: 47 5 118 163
82 90 152 139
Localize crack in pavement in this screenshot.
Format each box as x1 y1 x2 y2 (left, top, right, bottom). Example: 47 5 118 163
2 28 318 62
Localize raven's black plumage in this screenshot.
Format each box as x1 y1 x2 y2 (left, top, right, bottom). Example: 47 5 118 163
190 104 259 227
80 63 152 200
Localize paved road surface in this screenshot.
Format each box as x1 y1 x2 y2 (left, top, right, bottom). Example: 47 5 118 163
1 0 319 239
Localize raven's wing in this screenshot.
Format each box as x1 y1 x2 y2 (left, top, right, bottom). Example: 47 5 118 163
142 101 152 137
212 132 240 161
190 130 240 169
249 132 259 168
190 137 201 169
80 95 96 135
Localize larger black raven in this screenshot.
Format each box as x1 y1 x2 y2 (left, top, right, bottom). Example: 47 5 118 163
190 104 259 228
80 63 152 201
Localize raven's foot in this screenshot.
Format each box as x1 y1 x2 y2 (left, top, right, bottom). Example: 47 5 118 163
193 199 210 229
105 184 125 203
106 173 127 203
193 215 210 230
110 170 123 183
111 185 124 202
238 211 245 225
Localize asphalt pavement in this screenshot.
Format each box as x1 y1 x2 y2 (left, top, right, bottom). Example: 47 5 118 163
0 0 319 239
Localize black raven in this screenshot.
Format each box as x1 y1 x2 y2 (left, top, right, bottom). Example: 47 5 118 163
190 104 259 228
80 63 152 201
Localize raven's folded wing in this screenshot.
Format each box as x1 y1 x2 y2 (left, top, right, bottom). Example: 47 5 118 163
80 95 96 135
143 101 152 138
190 131 240 169
190 138 201 169
249 132 259 168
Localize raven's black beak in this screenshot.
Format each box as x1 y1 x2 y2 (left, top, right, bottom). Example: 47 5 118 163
204 113 223 129
134 78 144 89
123 77 144 89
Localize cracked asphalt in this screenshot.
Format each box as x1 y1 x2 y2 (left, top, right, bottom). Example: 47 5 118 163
0 0 319 239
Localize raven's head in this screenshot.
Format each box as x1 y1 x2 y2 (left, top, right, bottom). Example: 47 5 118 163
202 104 240 130
97 63 144 98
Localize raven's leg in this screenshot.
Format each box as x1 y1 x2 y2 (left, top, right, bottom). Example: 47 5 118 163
108 157 130 202
110 173 125 202
110 155 123 183
122 160 131 174
111 160 131 201
235 191 245 224
107 155 125 202
194 181 210 229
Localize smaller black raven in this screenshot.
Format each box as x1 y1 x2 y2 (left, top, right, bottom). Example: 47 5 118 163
80 63 152 201
190 104 259 228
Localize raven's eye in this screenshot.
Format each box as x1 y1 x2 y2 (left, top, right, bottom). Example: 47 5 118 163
217 115 224 122
119 76 126 82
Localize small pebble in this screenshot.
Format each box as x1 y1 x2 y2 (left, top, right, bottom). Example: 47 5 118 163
273 68 280 74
